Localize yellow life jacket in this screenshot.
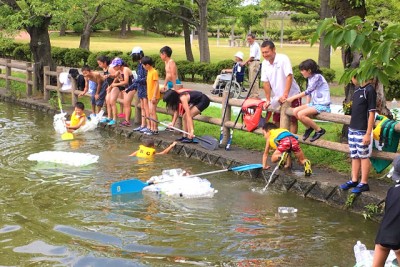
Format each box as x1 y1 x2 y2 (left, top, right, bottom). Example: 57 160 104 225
70 111 86 127
269 128 290 149
373 115 388 141
137 145 156 158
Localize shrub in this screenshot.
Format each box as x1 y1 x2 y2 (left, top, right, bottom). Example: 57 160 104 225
13 44 31 61
64 48 91 67
0 39 19 58
51 47 70 66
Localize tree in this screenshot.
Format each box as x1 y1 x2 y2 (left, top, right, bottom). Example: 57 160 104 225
312 16 400 116
0 0 58 91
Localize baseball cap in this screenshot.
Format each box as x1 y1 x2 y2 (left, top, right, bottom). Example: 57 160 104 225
389 155 400 182
130 46 143 56
110 57 123 67
234 51 244 60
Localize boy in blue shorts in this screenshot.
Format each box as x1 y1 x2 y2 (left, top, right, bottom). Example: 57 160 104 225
340 74 376 193
79 65 107 115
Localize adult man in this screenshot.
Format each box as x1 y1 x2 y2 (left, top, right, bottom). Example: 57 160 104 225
260 40 301 133
241 33 261 98
160 46 180 92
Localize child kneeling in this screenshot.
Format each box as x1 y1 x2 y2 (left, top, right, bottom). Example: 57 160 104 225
262 122 312 176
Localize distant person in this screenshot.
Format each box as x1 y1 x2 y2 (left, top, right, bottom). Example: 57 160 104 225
142 56 160 135
286 59 331 142
211 51 246 95
261 40 301 134
261 122 312 176
163 89 210 143
339 72 376 193
241 33 261 98
159 46 180 92
129 138 177 158
79 65 107 116
66 102 86 132
128 47 151 134
372 155 400 267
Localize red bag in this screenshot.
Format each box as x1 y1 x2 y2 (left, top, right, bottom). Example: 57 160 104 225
242 99 265 132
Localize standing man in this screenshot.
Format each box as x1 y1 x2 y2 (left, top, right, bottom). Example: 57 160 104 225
260 40 301 134
241 33 261 98
160 46 180 92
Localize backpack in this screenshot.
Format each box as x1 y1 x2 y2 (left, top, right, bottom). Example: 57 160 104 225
241 98 265 132
76 74 86 91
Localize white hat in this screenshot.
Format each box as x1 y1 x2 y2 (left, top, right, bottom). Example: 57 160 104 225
130 46 143 55
234 51 244 60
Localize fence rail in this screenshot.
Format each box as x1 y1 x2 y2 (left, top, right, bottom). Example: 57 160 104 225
0 58 398 161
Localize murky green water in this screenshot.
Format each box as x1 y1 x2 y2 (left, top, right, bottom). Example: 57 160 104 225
0 101 379 266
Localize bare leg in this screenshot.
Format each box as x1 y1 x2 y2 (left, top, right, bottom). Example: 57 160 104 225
351 158 361 182
109 88 120 121
360 158 371 184
372 244 390 267
123 90 136 122
296 107 320 131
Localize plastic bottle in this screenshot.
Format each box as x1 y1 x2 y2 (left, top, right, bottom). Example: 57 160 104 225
354 241 371 266
278 207 298 214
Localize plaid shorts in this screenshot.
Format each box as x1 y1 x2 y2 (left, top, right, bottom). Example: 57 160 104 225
277 136 301 153
348 128 372 159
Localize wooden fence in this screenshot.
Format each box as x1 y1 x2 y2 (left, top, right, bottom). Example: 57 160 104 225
0 58 398 161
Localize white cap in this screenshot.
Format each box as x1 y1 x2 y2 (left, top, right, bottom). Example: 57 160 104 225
130 46 143 55
234 51 244 60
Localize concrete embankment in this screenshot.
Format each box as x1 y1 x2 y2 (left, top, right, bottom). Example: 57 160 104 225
0 91 392 220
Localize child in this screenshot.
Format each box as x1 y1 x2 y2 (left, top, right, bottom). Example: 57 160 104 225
128 47 150 134
286 59 331 142
129 138 177 158
163 89 210 143
339 75 376 193
66 102 86 132
142 56 160 135
159 46 180 92
79 65 107 116
262 122 312 176
372 155 400 266
211 51 246 95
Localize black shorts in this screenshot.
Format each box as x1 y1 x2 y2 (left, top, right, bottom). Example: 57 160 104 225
380 243 400 251
195 94 210 112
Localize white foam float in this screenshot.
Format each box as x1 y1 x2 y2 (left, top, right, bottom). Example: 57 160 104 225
143 169 217 198
73 110 104 134
28 151 99 166
53 112 68 134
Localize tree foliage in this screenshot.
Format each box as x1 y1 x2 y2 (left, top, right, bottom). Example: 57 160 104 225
311 16 400 86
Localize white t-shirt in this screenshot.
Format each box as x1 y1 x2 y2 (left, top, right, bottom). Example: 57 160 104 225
261 53 300 98
249 42 261 60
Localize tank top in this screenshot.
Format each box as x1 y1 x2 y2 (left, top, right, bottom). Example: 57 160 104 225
136 145 156 158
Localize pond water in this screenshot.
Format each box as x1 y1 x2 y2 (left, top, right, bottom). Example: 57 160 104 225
0 101 379 266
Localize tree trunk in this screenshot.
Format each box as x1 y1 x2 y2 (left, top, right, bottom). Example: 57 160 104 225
26 16 55 92
79 26 91 50
196 0 210 63
318 0 331 68
120 18 127 38
59 22 66 37
180 4 194 62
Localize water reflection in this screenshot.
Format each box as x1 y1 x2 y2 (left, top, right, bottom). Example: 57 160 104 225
0 101 379 266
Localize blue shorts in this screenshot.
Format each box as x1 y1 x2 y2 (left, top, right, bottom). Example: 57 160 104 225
167 79 181 89
90 82 107 107
137 87 147 99
348 128 372 159
308 103 331 113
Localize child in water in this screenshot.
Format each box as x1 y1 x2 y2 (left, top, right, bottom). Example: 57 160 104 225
66 102 86 132
129 138 177 158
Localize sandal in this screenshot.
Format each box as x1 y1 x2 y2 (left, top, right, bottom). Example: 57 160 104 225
120 120 131 127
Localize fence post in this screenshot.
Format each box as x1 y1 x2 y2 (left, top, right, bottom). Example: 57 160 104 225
26 62 33 97
5 59 11 93
43 66 50 101
56 67 63 102
221 91 231 145
32 63 37 92
70 74 78 106
133 94 141 124
280 101 290 130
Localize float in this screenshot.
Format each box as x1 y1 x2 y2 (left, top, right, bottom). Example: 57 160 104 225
143 168 218 198
28 151 99 166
